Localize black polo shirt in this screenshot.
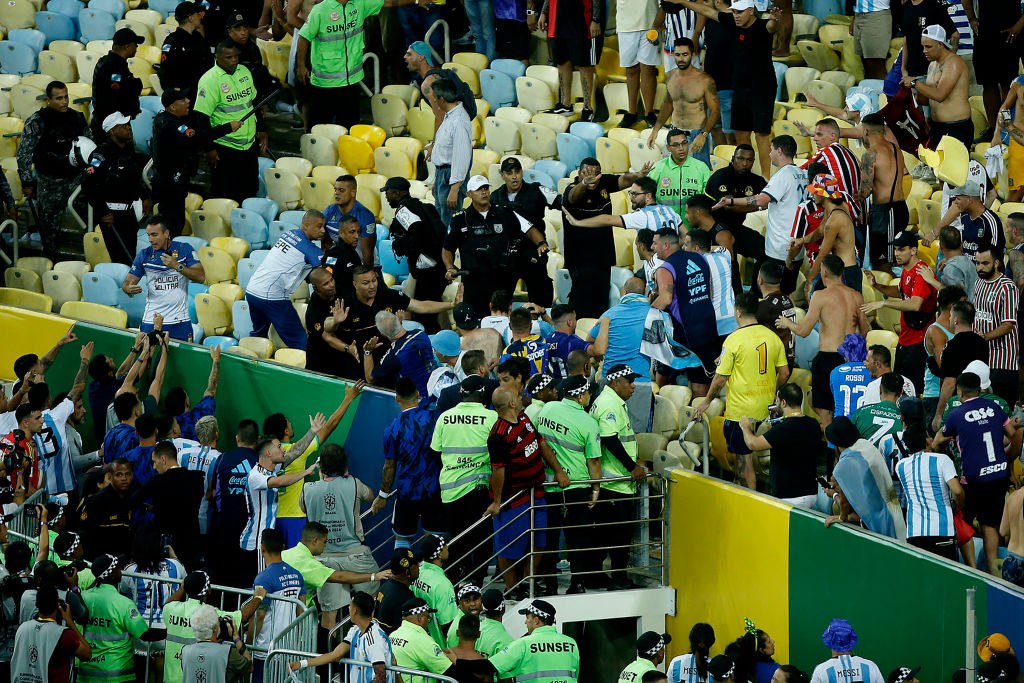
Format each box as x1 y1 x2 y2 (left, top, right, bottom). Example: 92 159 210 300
335 288 411 349
705 165 767 231
561 174 620 269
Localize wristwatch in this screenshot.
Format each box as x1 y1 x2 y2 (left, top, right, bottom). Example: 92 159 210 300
364 349 373 357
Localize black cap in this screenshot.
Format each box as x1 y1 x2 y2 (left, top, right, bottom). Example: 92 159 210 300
606 363 641 382
174 1 202 22
897 395 924 423
887 668 922 683
526 373 555 396
161 88 188 107
500 157 523 172
183 570 212 598
453 302 480 330
456 583 482 601
460 375 486 395
518 599 556 623
978 661 1007 683
401 597 436 616
389 548 421 573
561 375 590 398
112 27 144 45
825 415 860 448
382 177 411 192
481 588 505 613
709 655 736 681
892 230 919 248
225 11 247 27
636 631 672 658
418 533 446 561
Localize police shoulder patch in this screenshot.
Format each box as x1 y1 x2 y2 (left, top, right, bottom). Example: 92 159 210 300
365 223 375 234
604 411 616 422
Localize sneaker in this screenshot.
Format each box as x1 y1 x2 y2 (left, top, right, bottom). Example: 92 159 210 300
618 112 638 128
580 108 594 122
645 112 658 128
549 103 573 116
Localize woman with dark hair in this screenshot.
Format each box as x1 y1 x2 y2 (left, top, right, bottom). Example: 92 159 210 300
725 628 779 683
771 665 809 683
668 623 715 683
122 524 186 671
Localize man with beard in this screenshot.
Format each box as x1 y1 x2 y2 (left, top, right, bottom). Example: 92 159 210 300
704 144 767 283
648 37 720 168
970 243 1020 407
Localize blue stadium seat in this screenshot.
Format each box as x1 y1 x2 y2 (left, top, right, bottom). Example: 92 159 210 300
9 29 45 54
34 13 76 45
131 110 155 154
556 133 589 176
231 299 253 339
0 41 38 76
257 156 275 197
378 239 408 280
148 0 179 18
204 335 238 349
241 197 279 226
523 168 556 190
774 62 788 102
116 277 146 326
490 58 527 80
279 210 305 227
230 208 269 251
249 249 270 265
192 323 204 342
78 8 116 42
135 228 147 255
267 221 289 244
188 281 208 321
236 257 257 289
48 0 84 21
375 224 389 242
140 95 163 115
94 261 129 282
81 272 119 306
569 122 603 156
87 0 124 19
533 159 567 181
176 235 208 251
857 78 885 93
803 0 842 20
479 69 516 110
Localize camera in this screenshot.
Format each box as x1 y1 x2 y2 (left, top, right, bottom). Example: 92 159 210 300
0 430 27 472
217 616 234 641
147 330 167 347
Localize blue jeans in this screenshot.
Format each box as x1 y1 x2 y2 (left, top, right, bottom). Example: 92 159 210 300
141 320 193 341
399 4 444 54
1003 551 1024 587
717 89 734 134
245 293 307 350
464 0 496 60
685 129 712 168
434 165 466 228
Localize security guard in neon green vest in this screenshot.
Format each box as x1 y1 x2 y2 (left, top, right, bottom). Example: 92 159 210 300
429 375 498 585
193 40 267 203
619 631 672 683
591 364 649 591
533 376 603 593
456 599 580 683
389 597 458 683
52 531 96 589
411 533 458 647
163 570 264 683
79 554 149 683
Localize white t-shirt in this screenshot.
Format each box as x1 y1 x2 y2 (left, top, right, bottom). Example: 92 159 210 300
861 375 915 406
763 164 808 261
427 365 459 398
35 399 77 495
620 204 681 232
246 229 323 301
480 315 547 346
616 0 658 32
667 653 713 683
895 450 958 538
643 255 664 295
241 464 278 551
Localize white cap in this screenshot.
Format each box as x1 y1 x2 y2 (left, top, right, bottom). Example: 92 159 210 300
101 112 131 132
964 360 992 390
731 0 756 10
921 24 951 49
466 175 489 192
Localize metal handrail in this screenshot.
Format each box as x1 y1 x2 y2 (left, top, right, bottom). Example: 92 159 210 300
423 19 451 65
679 414 711 475
67 184 89 231
359 52 381 98
0 217 18 264
265 647 460 683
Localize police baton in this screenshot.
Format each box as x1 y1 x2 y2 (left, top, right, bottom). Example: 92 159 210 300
239 87 282 123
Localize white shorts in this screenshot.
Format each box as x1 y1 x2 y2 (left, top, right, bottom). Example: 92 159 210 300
618 30 661 67
287 33 299 87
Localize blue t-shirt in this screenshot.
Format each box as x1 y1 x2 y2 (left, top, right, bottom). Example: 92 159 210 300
545 331 589 379
322 201 377 242
500 334 550 376
960 210 1004 260
177 395 216 442
591 293 651 378
128 240 199 324
103 422 140 463
253 561 306 655
660 250 718 349
372 330 438 398
942 397 1010 483
214 446 257 533
382 406 440 500
124 444 156 486
829 362 871 417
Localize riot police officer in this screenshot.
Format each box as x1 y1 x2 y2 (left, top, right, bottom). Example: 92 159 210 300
83 113 151 264
15 80 90 260
159 2 212 99
91 28 144 139
441 175 548 317
490 157 557 307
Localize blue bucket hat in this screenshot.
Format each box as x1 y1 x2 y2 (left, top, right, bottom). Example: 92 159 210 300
838 333 867 363
822 618 858 652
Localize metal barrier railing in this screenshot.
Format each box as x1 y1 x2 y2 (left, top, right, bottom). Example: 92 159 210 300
424 19 451 65
0 217 18 264
266 647 459 683
359 52 381 98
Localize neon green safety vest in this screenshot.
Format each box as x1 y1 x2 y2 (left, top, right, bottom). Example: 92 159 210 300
534 399 602 490
430 401 498 503
411 562 458 647
389 620 453 683
619 657 656 682
79 583 149 683
590 385 638 495
488 624 580 683
163 599 242 683
446 614 514 655
194 64 257 151
647 155 711 219
299 0 385 88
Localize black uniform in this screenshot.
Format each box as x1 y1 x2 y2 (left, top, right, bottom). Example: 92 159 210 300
491 181 559 307
304 291 345 376
90 52 143 138
83 140 150 264
562 174 620 318
323 239 363 294
159 27 213 98
705 165 768 285
443 205 522 316
81 487 133 559
374 579 416 634
390 195 446 331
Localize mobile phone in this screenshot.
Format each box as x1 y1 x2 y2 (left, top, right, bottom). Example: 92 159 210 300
817 476 830 490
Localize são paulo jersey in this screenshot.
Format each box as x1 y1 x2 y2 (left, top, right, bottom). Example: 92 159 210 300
245 229 323 301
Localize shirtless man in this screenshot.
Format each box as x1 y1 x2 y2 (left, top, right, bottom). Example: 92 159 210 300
648 37 720 168
993 78 1024 202
859 112 908 274
776 253 869 422
1000 486 1024 589
902 25 972 148
804 174 860 296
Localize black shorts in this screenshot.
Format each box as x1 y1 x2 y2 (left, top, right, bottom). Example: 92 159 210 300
964 477 1010 528
729 88 775 135
723 419 752 456
392 493 445 537
551 33 602 68
928 118 974 151
811 350 846 411
686 339 723 385
868 200 909 266
496 19 530 61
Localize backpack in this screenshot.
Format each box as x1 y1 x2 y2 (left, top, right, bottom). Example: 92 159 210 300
426 68 477 119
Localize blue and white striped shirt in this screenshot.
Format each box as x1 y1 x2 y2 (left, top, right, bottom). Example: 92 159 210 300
895 451 958 539
241 464 279 551
810 654 885 683
34 398 77 495
946 0 974 55
344 620 396 683
668 653 713 683
854 0 889 14
124 558 186 628
621 204 681 233
704 248 736 336
176 439 221 535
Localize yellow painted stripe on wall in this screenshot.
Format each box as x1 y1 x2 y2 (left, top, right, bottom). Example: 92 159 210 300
665 469 791 663
0 306 75 380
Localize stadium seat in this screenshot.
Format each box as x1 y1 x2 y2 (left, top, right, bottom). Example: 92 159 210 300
74 51 97 83
819 69 854 93
89 0 124 18
53 260 91 281
470 148 499 177
229 209 269 251
148 0 178 18
130 109 154 153
15 255 53 278
515 76 555 114
60 299 125 325
595 137 629 174
203 335 237 349
114 19 152 45
78 8 117 42
176 235 208 252
115 279 146 326
12 84 45 120
383 136 422 166
231 300 254 339
797 40 840 71
519 123 557 160
479 69 516 110
533 159 567 180
370 93 408 137
523 168 555 189
637 431 670 464
195 293 232 336
349 123 386 149
209 282 244 309
275 156 313 178
299 134 337 167
311 123 347 142
783 67 820 102
239 335 275 358
189 210 230 242
241 197 279 226
484 117 521 156
9 28 44 54
210 236 248 263
299 177 333 211
337 135 375 174
83 230 111 266
196 246 236 284
278 210 305 226
555 133 589 175
495 106 532 123
805 79 844 108
490 58 526 80
627 138 660 172
311 165 349 181
407 107 435 145
381 83 419 108
94 261 129 282
35 12 77 45
79 271 117 306
373 147 413 179
772 61 788 101
802 0 841 20
355 186 381 220
378 239 408 279
569 121 602 155
139 94 162 115
274 348 306 367
1 0 37 29
264 169 302 210
236 257 257 290
126 8 161 29
0 41 38 76
4 267 42 292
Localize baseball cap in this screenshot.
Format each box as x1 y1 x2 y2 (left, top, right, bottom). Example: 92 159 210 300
979 634 1015 661
708 655 736 681
636 631 672 658
453 302 480 330
389 547 421 573
808 173 843 200
951 179 984 198
460 375 487 395
456 583 482 601
481 588 505 613
101 112 131 132
430 329 461 357
897 395 924 422
606 363 641 382
174 1 203 22
183 570 212 598
91 554 120 582
419 533 446 561
112 27 144 45
382 177 411 192
500 157 523 172
838 333 867 362
161 88 188 108
731 0 756 9
409 40 435 66
225 12 247 27
892 231 919 248
561 375 589 398
887 667 922 683
526 373 555 396
978 660 1010 683
821 618 858 652
825 417 860 449
922 24 952 48
401 597 436 616
964 360 993 390
518 599 556 622
466 175 490 192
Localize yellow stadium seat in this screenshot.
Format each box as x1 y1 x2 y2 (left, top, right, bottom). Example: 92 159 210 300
209 282 244 308
200 198 238 227
12 85 44 120
66 82 91 121
86 40 112 54
16 256 53 278
38 51 77 82
817 23 848 47
442 61 480 96
471 148 500 177
474 98 490 125
355 186 381 219
496 106 532 124
627 138 660 172
60 300 126 326
311 123 348 142
299 134 338 167
0 75 20 90
876 305 901 335
189 210 230 242
299 177 334 211
20 74 50 90
407 107 435 145
338 135 375 174
154 24 175 46
260 41 289 82
312 165 350 181
115 18 153 44
274 348 306 367
83 231 111 267
4 267 42 292
135 44 161 64
819 69 854 93
41 270 82 311
607 127 639 147
239 336 275 358
74 52 98 85
612 227 635 268
195 293 232 336
519 123 557 160
197 246 237 284
225 345 257 359
652 394 680 439
636 432 669 464
370 93 408 137
805 79 844 108
127 58 154 94
797 40 840 72
1 0 36 27
0 92 10 116
515 76 555 115
355 173 386 193
595 46 625 88
783 67 820 103
126 8 161 29
772 120 811 156
382 272 396 288
865 329 898 358
603 82 630 118
595 137 629 174
484 117 521 156
659 385 693 413
210 236 248 263
384 136 422 165
349 124 386 150
53 260 91 281
373 147 413 179
574 317 598 337
381 84 419 108
452 51 489 74
528 112 569 135
264 168 302 210
524 64 559 96
275 156 313 178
